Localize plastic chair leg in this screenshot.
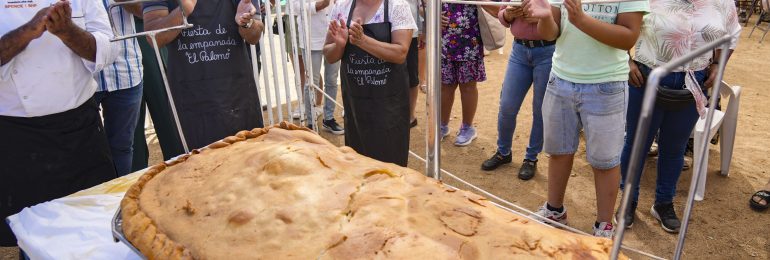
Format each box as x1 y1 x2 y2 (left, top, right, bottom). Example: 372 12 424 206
720 116 738 177
694 132 709 201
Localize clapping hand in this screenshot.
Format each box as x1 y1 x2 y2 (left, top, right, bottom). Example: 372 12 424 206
503 6 524 22
45 1 75 38
328 19 349 47
522 0 552 20
563 0 587 26
25 6 50 39
348 18 366 46
235 0 256 27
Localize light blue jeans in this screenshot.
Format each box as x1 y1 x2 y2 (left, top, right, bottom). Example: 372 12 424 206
496 43 554 161
542 74 628 169
305 50 341 121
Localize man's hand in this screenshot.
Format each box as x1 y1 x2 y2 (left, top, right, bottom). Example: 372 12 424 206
523 0 553 20
503 6 524 23
563 0 587 26
26 7 50 39
348 18 367 46
704 64 720 88
45 1 76 38
329 19 349 47
235 0 257 27
628 60 644 87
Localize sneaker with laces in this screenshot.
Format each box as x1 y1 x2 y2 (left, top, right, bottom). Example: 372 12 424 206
454 124 477 146
481 151 512 171
651 202 681 233
440 125 450 140
518 159 537 180
593 222 615 238
322 119 344 135
531 203 568 226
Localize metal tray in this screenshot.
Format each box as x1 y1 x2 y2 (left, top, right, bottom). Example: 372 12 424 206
111 208 147 259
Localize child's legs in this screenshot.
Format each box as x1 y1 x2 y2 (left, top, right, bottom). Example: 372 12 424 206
579 80 628 222
542 75 581 207
458 81 478 126
440 60 460 125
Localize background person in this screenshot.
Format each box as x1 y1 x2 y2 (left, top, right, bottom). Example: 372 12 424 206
407 0 423 128
0 0 117 246
480 1 555 181
294 0 345 134
324 0 416 166
143 0 265 150
94 0 145 176
526 0 647 238
618 0 740 233
439 1 498 147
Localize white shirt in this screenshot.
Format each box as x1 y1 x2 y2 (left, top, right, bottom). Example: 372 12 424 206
0 0 116 117
294 0 334 51
329 0 417 32
96 0 143 92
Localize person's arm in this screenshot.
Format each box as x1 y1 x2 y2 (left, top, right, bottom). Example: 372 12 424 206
704 49 734 87
143 0 196 48
235 0 264 44
0 7 48 66
560 0 643 50
323 19 348 63
46 1 98 61
348 19 412 64
525 0 560 41
115 0 144 18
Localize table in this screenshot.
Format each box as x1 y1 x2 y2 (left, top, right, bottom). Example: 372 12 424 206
5 169 148 260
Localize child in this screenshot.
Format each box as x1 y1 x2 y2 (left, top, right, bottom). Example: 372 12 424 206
524 0 648 237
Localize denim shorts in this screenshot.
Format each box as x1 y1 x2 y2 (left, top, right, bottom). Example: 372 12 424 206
542 74 628 169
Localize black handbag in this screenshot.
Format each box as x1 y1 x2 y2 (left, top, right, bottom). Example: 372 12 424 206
656 86 695 111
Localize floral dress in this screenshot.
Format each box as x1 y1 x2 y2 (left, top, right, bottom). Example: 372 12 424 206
441 3 486 84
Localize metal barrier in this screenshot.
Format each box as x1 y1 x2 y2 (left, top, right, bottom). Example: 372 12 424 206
107 0 194 153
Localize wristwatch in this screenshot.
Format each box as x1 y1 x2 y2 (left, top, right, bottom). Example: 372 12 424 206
241 18 254 29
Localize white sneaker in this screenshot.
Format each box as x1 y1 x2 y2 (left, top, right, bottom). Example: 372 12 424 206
592 222 615 238
531 202 568 226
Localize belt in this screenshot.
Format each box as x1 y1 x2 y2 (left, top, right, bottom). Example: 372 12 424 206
514 39 556 48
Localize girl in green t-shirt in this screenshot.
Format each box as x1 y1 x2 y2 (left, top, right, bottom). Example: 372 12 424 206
523 0 648 238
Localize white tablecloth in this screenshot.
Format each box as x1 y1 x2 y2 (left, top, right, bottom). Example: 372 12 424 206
6 170 147 260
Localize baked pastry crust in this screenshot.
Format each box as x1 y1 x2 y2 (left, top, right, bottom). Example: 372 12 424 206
121 122 627 259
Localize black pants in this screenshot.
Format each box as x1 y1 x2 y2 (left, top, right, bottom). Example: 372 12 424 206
0 98 117 246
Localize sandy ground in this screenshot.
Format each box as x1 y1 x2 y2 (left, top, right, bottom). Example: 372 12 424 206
2 19 769 260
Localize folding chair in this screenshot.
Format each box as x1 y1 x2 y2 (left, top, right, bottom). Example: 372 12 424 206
748 0 770 43
692 81 742 201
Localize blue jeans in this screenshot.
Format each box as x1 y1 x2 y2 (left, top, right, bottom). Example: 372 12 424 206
306 50 340 121
620 62 706 205
94 84 143 176
496 43 554 161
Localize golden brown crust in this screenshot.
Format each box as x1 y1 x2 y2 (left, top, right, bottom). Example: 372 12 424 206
121 122 626 260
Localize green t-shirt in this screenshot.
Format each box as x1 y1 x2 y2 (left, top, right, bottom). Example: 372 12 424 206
551 0 649 84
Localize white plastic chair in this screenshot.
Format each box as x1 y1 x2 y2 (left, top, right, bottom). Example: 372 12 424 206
693 81 741 201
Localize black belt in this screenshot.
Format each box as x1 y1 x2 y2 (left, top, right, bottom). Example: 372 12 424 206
515 39 556 48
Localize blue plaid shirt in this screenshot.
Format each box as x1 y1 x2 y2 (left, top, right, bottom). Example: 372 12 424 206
96 0 143 92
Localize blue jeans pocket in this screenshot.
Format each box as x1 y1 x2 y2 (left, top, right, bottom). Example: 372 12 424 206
597 82 625 95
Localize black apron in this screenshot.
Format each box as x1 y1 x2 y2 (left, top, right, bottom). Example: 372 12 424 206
341 0 410 166
0 99 116 246
166 0 263 150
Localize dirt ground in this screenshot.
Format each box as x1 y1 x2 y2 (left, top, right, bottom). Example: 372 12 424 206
2 19 769 260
